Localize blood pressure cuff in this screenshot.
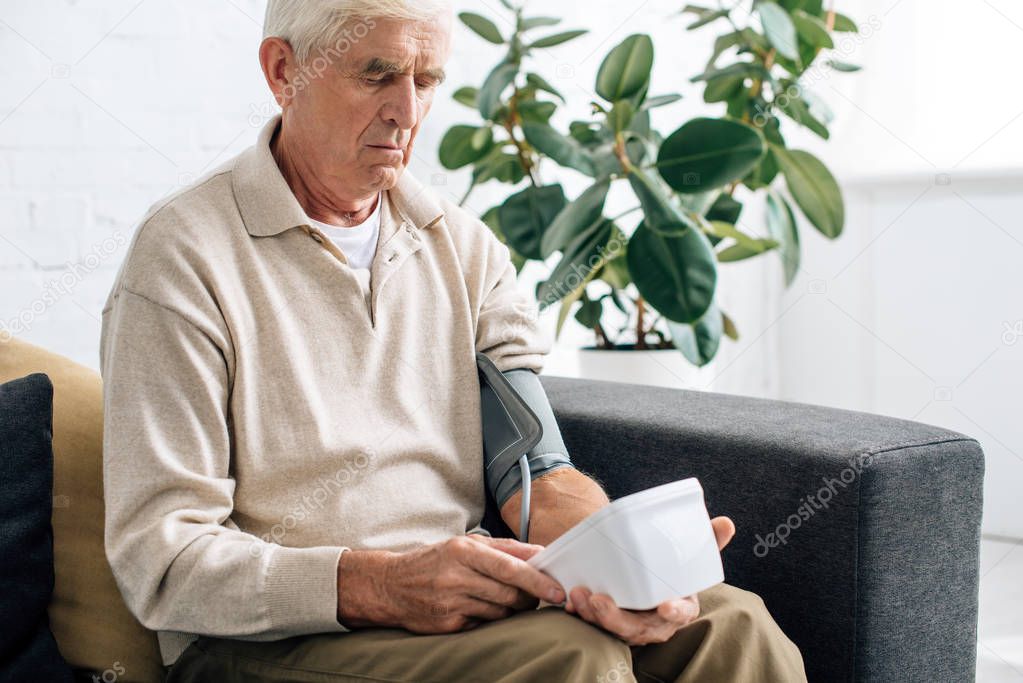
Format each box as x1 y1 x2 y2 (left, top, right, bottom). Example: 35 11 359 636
476 352 574 508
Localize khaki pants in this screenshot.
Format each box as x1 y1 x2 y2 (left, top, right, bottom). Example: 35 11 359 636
165 583 806 682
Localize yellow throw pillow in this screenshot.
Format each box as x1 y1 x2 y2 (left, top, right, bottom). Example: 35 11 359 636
0 337 163 683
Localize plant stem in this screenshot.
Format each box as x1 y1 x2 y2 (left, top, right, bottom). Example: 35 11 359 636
458 181 476 208
613 133 633 174
609 205 642 222
593 322 612 349
748 48 776 105
505 87 540 187
636 296 648 350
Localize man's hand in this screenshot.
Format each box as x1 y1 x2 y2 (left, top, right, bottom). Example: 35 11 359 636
337 535 565 633
565 516 736 646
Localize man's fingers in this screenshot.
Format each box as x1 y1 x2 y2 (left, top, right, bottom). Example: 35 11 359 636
461 573 536 610
711 516 736 551
469 535 545 561
568 587 598 624
656 596 699 625
571 587 642 642
586 593 647 643
459 541 565 604
460 597 514 622
571 588 694 645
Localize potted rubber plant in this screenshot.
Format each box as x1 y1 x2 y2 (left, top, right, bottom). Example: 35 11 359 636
440 1 859 384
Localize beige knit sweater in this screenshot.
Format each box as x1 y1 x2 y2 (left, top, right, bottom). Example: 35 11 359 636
99 116 550 664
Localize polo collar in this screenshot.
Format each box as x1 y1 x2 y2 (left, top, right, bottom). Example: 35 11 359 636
232 114 445 238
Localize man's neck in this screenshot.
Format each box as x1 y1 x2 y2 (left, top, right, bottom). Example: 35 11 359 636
271 128 379 227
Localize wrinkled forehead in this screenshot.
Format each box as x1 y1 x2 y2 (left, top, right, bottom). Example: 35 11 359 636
341 14 452 76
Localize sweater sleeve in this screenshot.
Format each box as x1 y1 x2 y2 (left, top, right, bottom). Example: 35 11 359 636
474 232 551 374
100 286 348 641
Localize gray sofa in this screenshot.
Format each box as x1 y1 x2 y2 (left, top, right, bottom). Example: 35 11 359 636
483 376 985 683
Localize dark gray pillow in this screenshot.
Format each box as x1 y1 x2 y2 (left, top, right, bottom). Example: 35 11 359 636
0 373 73 682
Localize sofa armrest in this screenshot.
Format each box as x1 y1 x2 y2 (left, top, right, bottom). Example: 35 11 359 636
534 376 984 683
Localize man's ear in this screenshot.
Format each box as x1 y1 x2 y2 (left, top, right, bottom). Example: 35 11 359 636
259 37 299 109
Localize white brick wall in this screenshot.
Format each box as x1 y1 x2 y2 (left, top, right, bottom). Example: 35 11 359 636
0 0 274 366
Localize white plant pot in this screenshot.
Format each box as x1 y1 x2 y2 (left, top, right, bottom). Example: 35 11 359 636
575 347 716 391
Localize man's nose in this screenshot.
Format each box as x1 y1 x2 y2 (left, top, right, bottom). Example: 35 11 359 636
380 76 419 131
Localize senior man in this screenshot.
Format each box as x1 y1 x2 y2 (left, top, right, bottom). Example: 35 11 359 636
100 1 807 681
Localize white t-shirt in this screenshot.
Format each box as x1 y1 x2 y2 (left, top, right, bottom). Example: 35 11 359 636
307 194 382 301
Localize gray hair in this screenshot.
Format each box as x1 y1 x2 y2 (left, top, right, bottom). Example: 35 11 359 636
263 0 452 64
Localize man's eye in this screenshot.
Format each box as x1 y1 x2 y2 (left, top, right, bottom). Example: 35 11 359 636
362 76 388 86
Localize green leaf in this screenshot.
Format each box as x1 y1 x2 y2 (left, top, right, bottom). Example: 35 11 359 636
471 127 491 150
656 117 765 194
722 310 739 340
628 166 698 237
744 148 779 189
627 220 717 324
472 148 525 185
678 190 721 216
453 86 478 108
668 300 723 366
828 59 861 72
521 16 561 31
569 121 604 146
792 10 834 49
641 93 683 110
517 100 557 123
707 221 778 261
528 30 588 49
481 205 527 272
706 194 743 225
726 88 751 119
590 145 626 177
832 13 858 32
574 293 604 328
765 190 801 286
438 125 493 169
801 0 824 15
459 12 504 45
540 178 611 257
703 72 745 103
758 2 800 61
687 8 730 30
706 31 745 69
778 94 830 139
521 121 597 177
596 34 654 102
497 184 568 260
478 62 518 120
717 243 764 262
538 219 615 305
599 247 631 289
773 147 844 238
690 61 761 85
525 72 564 102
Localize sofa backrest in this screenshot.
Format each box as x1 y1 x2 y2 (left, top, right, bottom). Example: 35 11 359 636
0 337 163 682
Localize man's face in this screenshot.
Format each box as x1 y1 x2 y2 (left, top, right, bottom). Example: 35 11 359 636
280 14 452 200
